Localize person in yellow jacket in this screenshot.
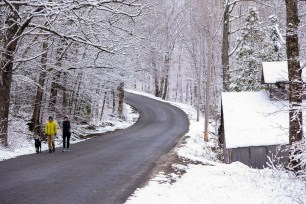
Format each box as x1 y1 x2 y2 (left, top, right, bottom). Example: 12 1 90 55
45 116 58 153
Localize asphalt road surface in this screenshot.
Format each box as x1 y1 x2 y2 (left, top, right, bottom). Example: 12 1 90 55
0 92 189 204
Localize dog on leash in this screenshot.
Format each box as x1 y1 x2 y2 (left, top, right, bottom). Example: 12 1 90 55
34 127 42 153
34 137 41 153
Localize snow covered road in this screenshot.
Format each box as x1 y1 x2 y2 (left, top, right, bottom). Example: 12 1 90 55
0 92 189 204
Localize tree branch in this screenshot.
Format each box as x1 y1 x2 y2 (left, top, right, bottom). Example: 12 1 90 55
28 23 114 53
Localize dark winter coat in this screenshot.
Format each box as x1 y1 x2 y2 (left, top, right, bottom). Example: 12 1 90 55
62 121 71 136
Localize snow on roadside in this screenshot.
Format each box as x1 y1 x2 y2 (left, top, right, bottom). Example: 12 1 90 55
125 90 306 204
127 162 306 204
72 103 139 137
1 90 305 203
0 103 139 161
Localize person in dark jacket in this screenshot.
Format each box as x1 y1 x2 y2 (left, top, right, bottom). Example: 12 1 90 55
62 115 71 152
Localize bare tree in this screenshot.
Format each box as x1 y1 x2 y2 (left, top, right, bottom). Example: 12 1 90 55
0 4 40 145
31 38 50 131
285 0 303 171
0 1 142 146
222 0 239 92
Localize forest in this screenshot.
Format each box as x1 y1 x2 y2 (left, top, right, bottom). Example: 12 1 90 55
0 1 305 169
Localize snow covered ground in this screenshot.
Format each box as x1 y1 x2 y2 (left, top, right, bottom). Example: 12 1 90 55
1 90 305 204
125 90 306 204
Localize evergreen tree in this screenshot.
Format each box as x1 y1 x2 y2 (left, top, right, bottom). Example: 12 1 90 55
231 7 266 92
265 15 286 61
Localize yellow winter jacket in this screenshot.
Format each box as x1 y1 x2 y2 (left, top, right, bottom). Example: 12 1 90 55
45 120 58 136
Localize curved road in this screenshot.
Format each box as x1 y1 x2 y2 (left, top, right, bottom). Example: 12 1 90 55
0 93 189 204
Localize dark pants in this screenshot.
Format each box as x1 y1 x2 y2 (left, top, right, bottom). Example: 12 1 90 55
63 134 71 149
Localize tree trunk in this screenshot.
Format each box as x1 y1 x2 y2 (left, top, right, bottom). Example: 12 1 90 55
0 4 38 144
117 82 124 118
49 71 61 114
222 3 230 92
285 0 303 172
100 92 107 121
162 75 169 100
159 76 165 98
0 8 20 146
112 88 116 113
62 72 68 115
32 39 49 130
154 69 159 97
49 40 66 116
0 55 14 146
69 72 82 116
162 55 171 100
185 82 189 104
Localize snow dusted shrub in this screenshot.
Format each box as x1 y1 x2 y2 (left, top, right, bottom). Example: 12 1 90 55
267 145 287 171
299 140 306 174
289 140 306 178
267 142 305 178
266 143 306 203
